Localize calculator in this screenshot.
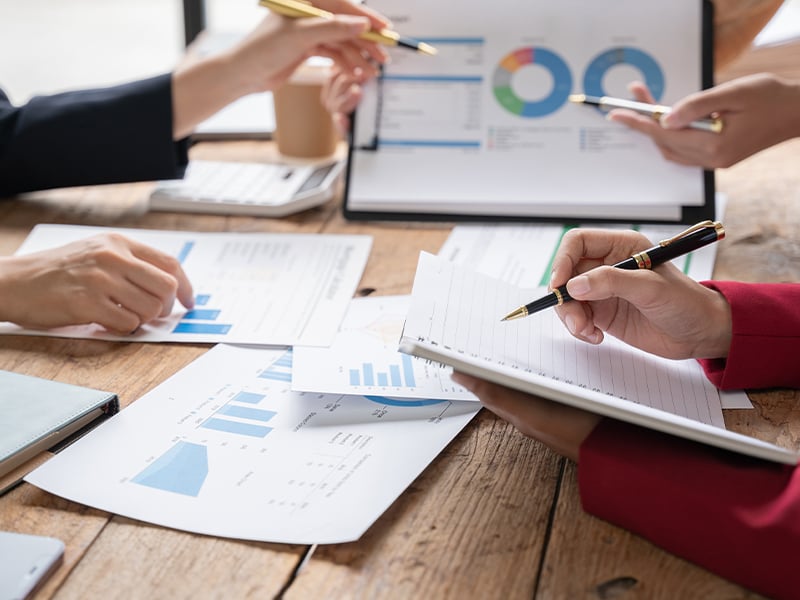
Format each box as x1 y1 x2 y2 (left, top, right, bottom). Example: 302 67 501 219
149 160 343 217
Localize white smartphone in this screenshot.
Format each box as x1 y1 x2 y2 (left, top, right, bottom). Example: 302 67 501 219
0 531 64 600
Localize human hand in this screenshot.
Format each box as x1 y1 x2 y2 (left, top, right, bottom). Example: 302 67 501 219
607 74 800 168
451 372 600 461
0 233 194 334
322 66 370 137
173 0 389 138
551 228 732 360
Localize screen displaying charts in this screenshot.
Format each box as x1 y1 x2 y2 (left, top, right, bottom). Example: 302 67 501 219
292 296 477 401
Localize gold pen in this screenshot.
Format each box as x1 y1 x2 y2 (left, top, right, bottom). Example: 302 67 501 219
569 93 723 134
258 0 437 56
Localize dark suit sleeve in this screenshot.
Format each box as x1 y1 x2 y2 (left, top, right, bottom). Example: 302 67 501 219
0 74 189 197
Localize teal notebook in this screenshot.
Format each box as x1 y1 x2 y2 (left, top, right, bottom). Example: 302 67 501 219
0 370 118 484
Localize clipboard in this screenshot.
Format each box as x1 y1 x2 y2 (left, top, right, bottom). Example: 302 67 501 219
344 0 715 224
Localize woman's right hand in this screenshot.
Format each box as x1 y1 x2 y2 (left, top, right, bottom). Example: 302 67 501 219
551 228 733 360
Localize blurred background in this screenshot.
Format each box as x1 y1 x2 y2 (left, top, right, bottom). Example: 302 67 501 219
1 0 798 105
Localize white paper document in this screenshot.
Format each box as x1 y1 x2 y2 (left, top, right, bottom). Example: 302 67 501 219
400 253 794 464
293 295 475 400
439 220 720 288
2 225 371 346
346 0 710 220
26 344 480 544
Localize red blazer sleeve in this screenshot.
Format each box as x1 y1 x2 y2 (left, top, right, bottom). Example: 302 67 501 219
0 74 189 197
697 281 800 389
579 419 800 599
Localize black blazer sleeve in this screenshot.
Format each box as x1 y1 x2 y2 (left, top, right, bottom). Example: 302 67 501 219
0 73 189 197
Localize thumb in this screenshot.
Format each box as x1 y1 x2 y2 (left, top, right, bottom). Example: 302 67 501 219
297 15 369 45
566 267 665 308
662 87 729 129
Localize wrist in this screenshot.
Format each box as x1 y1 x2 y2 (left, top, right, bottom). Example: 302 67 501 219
171 53 247 140
697 288 733 359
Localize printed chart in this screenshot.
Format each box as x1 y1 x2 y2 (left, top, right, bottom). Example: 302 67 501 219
26 344 480 544
292 296 476 401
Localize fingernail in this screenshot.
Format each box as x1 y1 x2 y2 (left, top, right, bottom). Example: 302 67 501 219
568 275 590 296
565 314 577 335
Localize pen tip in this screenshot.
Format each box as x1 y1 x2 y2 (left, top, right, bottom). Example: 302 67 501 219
568 94 586 104
417 41 437 56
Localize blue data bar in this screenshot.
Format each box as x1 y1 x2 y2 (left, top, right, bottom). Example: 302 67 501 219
182 309 221 321
389 365 401 387
177 241 195 264
201 418 272 438
231 391 265 405
363 363 375 386
218 405 276 422
402 355 416 388
377 372 388 386
173 322 232 335
259 370 292 382
349 369 360 386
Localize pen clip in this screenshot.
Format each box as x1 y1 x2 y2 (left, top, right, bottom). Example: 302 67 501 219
657 220 718 247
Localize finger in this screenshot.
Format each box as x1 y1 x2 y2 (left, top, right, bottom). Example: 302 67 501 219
607 109 664 139
565 265 672 309
316 0 391 30
662 87 734 129
550 229 652 288
92 298 142 336
125 239 194 309
294 15 370 47
554 297 604 344
110 277 169 322
627 81 656 104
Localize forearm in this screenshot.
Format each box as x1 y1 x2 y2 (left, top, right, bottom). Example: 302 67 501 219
579 418 800 599
0 75 188 196
171 52 252 140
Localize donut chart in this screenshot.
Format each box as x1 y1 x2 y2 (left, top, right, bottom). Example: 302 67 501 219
493 47 572 118
583 47 665 101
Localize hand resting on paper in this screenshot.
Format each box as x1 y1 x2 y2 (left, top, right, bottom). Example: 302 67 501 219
607 74 800 168
0 233 194 334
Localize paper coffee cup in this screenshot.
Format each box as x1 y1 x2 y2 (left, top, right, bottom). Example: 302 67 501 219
273 57 339 160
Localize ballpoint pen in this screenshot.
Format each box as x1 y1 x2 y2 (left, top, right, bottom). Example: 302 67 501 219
258 0 437 55
569 93 724 133
501 220 726 322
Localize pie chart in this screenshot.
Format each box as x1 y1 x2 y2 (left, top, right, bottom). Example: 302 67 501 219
493 46 572 118
583 47 665 101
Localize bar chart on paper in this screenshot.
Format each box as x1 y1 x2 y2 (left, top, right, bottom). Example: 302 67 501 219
26 344 481 544
292 295 477 401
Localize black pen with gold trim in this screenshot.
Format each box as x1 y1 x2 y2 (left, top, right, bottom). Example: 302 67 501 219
501 220 725 322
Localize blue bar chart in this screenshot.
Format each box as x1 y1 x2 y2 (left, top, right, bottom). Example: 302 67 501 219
292 296 475 401
348 354 417 389
199 394 277 439
172 293 232 335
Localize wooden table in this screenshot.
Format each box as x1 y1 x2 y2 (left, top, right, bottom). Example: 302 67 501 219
1 43 798 600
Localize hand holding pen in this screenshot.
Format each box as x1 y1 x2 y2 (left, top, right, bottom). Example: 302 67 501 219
603 75 800 169
259 0 437 55
503 222 734 360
